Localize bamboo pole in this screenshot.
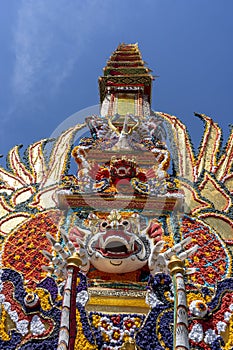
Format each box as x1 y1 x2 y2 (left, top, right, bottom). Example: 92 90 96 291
57 252 82 350
168 255 190 350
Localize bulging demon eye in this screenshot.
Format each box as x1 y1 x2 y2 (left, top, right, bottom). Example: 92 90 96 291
197 302 206 311
189 300 208 317
122 220 129 228
100 221 108 230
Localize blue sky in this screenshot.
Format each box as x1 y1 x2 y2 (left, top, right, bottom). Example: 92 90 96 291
0 0 233 163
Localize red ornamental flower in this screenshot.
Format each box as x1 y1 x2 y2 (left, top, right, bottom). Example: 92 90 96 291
111 316 121 325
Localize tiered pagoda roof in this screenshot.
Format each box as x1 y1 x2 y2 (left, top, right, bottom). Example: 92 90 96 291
99 43 154 103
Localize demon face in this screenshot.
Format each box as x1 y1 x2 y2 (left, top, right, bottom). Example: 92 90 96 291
75 210 153 274
68 210 164 275
110 156 137 183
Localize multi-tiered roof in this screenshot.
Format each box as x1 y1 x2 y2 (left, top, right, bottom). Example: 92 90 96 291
99 43 154 106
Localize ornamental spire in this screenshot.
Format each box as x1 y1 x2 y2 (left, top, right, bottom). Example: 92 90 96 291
99 43 154 117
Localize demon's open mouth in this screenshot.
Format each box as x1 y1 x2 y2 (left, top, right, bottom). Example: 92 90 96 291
116 166 130 176
105 241 128 254
92 230 140 259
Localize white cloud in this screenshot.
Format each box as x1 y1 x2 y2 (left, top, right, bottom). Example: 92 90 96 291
12 0 108 96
